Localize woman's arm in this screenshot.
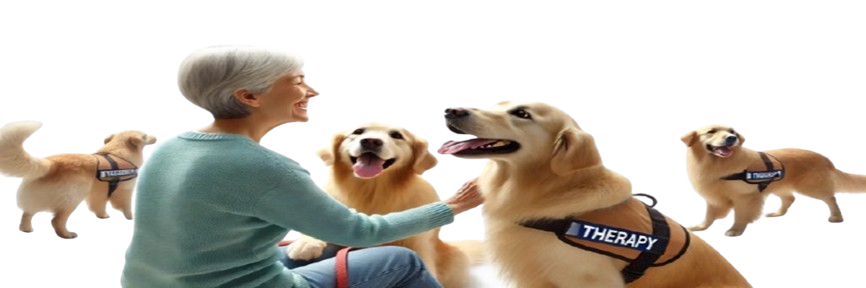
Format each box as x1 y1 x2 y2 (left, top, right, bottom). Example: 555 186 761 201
253 170 456 247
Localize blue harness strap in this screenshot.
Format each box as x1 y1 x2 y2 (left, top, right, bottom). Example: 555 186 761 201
94 152 138 197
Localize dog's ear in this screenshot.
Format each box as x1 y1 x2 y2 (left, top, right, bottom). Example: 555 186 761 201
104 134 115 144
128 135 144 147
550 127 601 176
317 132 346 166
680 131 698 147
410 133 437 175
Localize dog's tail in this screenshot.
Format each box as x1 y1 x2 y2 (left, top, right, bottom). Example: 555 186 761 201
0 121 52 179
834 170 866 193
446 239 486 266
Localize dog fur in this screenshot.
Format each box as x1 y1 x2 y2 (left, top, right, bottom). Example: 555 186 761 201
682 124 866 237
287 122 482 288
440 102 750 288
0 121 156 239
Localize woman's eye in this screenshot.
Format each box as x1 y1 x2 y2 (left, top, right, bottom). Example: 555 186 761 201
510 109 531 119
390 131 404 139
352 128 364 135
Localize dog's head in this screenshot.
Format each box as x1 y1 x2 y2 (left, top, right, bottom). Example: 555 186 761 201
103 131 157 151
318 122 437 179
439 101 601 176
680 124 744 158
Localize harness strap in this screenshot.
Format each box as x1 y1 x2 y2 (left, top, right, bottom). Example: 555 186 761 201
335 247 353 288
622 206 669 283
93 152 138 197
720 152 784 192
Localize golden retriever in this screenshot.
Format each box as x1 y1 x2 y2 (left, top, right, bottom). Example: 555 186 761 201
287 122 482 288
0 121 156 239
439 102 750 288
682 124 866 237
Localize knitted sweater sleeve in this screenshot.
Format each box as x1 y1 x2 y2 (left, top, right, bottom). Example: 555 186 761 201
253 169 454 247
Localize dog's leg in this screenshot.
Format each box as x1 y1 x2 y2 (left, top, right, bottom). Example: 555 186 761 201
726 195 764 237
823 196 844 223
689 202 731 231
109 189 134 220
19 212 35 233
766 194 795 217
51 210 77 239
84 197 111 220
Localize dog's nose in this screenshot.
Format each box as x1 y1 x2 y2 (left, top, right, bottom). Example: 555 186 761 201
360 138 383 149
725 135 738 145
444 108 469 119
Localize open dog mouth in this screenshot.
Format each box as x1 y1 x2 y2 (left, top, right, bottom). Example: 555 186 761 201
706 144 734 158
349 152 396 178
439 139 520 155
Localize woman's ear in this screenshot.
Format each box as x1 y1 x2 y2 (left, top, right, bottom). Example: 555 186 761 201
233 89 261 108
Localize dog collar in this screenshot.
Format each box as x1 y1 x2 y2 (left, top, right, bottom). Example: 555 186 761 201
519 194 690 284
720 151 785 192
93 152 138 197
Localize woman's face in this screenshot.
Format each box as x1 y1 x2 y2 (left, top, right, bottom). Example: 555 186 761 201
258 70 319 123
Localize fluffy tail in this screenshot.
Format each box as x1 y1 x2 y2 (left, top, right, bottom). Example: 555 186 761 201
834 171 866 193
0 121 52 179
446 239 486 266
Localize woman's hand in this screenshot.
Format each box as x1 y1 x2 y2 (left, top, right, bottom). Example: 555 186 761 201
444 178 483 215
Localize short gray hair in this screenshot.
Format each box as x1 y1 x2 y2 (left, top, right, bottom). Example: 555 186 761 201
177 46 304 119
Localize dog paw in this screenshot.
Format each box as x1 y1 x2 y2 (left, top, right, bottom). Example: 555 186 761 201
724 230 743 237
287 237 327 261
829 216 844 223
688 225 708 231
58 232 78 239
97 214 110 219
19 226 33 233
765 212 784 217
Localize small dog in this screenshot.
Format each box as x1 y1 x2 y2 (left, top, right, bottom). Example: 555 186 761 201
0 121 156 239
682 124 866 237
287 122 482 288
440 102 750 287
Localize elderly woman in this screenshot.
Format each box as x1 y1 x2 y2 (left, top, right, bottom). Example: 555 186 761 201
120 46 483 288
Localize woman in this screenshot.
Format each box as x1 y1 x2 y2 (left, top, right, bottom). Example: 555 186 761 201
120 46 483 288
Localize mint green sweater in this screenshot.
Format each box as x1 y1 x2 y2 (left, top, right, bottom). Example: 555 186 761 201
121 132 455 287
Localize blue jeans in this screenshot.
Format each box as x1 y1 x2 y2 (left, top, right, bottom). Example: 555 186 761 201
279 245 442 288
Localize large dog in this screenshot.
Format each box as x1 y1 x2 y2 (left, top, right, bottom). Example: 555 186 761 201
439 102 750 287
0 121 156 239
287 122 481 288
682 124 866 237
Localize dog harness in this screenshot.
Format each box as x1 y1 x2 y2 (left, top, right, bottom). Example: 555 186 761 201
519 194 690 284
720 152 785 193
93 152 138 197
277 240 354 288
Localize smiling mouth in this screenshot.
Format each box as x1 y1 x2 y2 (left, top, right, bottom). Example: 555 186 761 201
349 152 397 178
706 144 734 158
296 102 308 111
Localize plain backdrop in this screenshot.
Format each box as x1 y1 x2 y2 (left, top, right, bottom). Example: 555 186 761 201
1 1 865 287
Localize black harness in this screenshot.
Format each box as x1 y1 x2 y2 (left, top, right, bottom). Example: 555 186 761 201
720 152 785 192
519 194 690 284
93 152 138 197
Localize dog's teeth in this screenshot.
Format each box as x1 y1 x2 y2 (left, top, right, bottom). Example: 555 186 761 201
492 141 508 147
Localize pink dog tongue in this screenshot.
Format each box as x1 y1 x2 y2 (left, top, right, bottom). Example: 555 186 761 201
438 139 498 154
353 154 385 178
715 147 733 157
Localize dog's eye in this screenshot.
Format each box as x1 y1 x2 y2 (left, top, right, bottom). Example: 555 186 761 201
510 109 532 119
390 131 404 140
729 129 736 134
706 129 717 134
352 128 365 135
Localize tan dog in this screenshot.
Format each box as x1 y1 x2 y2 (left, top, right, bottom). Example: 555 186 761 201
682 124 866 237
0 121 156 239
287 122 482 288
439 102 750 288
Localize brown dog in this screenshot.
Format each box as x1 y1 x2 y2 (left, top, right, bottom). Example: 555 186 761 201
0 121 156 239
682 124 866 237
287 122 482 288
440 102 750 288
